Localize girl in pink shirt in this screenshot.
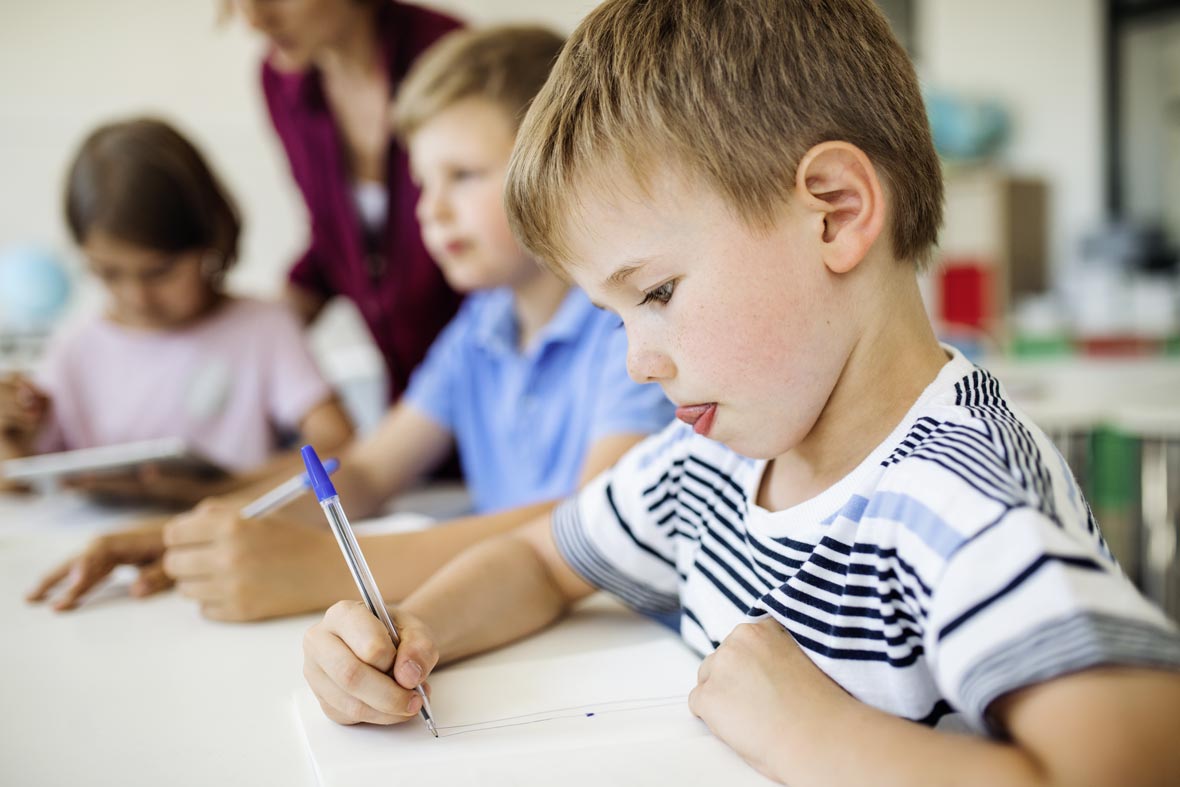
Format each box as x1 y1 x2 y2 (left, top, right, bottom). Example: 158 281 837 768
0 118 353 504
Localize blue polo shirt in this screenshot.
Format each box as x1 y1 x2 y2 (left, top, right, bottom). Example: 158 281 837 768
403 287 674 513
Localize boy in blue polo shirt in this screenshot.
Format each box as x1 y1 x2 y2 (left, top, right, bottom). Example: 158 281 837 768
30 26 672 621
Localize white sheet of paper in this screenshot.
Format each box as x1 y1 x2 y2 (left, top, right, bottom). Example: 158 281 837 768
295 601 776 786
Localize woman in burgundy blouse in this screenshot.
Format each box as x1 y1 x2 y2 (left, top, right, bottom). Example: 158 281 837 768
237 0 463 401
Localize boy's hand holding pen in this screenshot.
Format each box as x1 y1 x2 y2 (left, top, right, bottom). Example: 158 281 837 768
303 598 441 728
300 445 440 734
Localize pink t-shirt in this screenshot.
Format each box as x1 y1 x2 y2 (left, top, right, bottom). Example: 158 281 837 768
34 298 332 472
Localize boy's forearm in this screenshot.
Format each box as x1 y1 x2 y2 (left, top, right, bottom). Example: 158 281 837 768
768 695 1174 787
362 501 556 601
769 699 1045 787
400 531 572 665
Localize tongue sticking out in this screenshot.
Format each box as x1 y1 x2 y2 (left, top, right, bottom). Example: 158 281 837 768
675 403 716 436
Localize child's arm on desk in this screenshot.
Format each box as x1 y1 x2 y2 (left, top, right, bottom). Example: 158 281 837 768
689 620 1180 787
157 421 650 621
25 518 173 610
162 498 557 622
302 511 597 725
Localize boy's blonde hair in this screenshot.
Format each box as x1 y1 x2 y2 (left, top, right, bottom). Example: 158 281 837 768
393 25 565 141
506 0 943 269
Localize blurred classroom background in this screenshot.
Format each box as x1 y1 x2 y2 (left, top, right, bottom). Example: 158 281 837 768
1 0 1178 617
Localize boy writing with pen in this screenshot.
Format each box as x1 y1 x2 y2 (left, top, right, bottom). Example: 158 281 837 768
29 25 674 620
302 1 1180 784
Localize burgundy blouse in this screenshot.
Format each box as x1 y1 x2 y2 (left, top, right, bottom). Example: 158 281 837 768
261 2 463 401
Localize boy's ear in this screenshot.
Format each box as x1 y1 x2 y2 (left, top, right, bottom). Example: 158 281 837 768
793 142 886 274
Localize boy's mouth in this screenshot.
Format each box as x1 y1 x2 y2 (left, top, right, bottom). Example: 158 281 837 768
675 403 716 436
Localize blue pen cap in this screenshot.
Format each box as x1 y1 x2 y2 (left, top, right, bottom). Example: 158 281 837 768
301 457 339 487
300 445 338 501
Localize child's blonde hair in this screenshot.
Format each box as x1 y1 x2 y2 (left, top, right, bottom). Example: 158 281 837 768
506 0 943 270
393 25 565 142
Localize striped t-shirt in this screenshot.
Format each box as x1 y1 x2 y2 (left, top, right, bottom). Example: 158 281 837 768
553 348 1180 733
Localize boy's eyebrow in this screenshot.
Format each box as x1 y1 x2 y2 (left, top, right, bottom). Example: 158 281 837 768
604 260 648 289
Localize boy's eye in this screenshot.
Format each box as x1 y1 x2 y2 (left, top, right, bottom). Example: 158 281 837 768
639 279 677 307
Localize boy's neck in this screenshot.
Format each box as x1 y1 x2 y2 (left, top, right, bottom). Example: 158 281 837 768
511 269 571 352
758 270 948 512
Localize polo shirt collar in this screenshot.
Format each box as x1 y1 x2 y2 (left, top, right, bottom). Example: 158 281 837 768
472 287 598 357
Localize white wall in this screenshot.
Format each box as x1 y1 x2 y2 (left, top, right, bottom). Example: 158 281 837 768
917 0 1106 273
0 0 594 304
0 0 1104 301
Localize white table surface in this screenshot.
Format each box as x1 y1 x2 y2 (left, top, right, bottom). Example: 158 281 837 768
0 492 319 787
982 355 1180 435
0 491 684 787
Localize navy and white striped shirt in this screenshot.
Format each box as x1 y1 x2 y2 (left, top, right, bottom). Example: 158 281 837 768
554 348 1180 733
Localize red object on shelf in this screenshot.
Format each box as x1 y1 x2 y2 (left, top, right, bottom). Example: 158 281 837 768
1076 336 1160 357
938 259 992 330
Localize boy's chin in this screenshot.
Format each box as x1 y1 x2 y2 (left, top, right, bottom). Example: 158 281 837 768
711 428 793 462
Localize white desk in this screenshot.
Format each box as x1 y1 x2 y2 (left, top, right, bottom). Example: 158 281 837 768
0 492 718 787
0 494 318 787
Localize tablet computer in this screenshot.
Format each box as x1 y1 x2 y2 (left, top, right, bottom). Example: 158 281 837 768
1 437 228 483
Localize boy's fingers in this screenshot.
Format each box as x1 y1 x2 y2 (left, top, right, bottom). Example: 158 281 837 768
162 545 222 580
697 652 714 684
26 560 72 602
390 613 439 690
176 578 222 604
308 624 411 717
323 601 397 672
304 660 405 726
163 508 235 547
132 562 173 597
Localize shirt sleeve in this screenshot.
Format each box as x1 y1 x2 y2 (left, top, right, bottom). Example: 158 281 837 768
921 501 1180 731
401 302 474 434
552 423 692 615
587 325 675 442
263 306 335 429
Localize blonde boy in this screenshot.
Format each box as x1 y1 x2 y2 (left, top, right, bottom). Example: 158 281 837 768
303 2 1180 784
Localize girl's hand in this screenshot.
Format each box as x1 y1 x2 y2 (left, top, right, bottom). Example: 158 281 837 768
65 463 234 507
303 600 438 726
0 374 49 454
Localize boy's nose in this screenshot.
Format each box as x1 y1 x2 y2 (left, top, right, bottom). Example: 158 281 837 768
627 345 676 384
415 189 451 226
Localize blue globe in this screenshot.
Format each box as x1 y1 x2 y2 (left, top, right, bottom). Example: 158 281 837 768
0 245 73 329
926 91 1010 161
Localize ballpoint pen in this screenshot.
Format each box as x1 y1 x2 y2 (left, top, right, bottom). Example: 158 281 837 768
238 458 340 519
300 445 439 737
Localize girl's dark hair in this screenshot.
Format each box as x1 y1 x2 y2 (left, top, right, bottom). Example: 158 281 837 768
64 117 241 277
